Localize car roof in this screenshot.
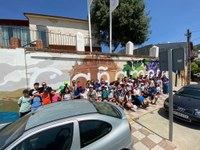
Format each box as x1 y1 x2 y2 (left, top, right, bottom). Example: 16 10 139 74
25 100 97 130
183 84 200 88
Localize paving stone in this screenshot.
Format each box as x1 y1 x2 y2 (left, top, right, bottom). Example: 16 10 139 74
141 137 156 149
151 145 165 150
131 123 142 130
138 128 151 136
158 140 177 150
147 134 163 144
132 135 139 144
133 141 149 150
132 131 145 140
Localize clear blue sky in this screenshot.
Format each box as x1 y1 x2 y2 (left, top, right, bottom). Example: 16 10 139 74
0 0 200 51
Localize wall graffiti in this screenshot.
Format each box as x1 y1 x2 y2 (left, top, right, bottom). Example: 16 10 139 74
122 59 160 78
0 48 181 94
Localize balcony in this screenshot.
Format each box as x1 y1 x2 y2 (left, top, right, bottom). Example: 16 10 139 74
0 25 101 52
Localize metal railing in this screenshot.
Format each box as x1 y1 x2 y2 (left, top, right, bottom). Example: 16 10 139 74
0 25 98 49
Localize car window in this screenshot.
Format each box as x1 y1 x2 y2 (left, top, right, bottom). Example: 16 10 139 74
92 102 122 119
79 120 112 148
12 123 73 150
177 87 200 99
0 113 31 150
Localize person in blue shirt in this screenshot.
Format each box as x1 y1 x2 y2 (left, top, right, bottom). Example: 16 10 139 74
31 91 42 111
94 79 100 89
148 86 158 104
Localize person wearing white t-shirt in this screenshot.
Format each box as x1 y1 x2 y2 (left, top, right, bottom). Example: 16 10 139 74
80 89 88 99
133 87 141 96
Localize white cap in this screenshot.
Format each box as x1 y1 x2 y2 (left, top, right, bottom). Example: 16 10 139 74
98 94 102 97
32 91 38 95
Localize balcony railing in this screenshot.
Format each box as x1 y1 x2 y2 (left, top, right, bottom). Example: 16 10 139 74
0 25 100 52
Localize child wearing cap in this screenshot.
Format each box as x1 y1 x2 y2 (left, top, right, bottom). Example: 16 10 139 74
96 95 102 102
88 85 96 101
31 91 42 111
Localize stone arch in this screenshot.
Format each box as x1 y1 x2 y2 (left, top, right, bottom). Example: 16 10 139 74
147 69 155 77
138 70 145 76
115 71 127 80
98 72 110 83
72 73 91 82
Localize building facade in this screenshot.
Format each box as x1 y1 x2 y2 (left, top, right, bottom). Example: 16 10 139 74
0 13 101 52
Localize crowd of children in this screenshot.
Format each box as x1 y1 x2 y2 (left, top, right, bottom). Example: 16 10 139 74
18 75 169 117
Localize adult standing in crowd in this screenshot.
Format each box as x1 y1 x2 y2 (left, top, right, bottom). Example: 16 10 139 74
162 74 169 94
29 82 40 96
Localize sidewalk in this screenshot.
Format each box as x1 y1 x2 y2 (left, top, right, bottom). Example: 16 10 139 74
125 93 178 150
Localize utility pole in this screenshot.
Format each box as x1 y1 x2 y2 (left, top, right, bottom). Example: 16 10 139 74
185 29 192 85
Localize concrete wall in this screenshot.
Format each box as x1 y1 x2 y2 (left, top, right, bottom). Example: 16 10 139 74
0 48 173 92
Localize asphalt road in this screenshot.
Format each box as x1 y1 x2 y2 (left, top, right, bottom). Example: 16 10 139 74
135 108 200 150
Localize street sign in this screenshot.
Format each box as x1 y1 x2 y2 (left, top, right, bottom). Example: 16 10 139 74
159 48 184 71
172 48 184 71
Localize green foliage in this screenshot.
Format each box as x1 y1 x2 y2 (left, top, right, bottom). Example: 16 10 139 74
123 64 133 72
91 0 151 51
191 62 200 74
133 61 142 69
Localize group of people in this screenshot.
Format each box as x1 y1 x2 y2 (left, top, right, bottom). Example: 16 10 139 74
18 74 169 117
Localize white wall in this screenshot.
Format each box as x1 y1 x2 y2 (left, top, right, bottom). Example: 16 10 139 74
0 48 146 92
28 17 98 46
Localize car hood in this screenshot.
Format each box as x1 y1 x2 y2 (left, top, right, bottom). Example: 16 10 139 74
173 94 200 109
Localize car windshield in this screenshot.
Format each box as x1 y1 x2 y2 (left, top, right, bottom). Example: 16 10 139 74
176 87 200 99
92 102 122 119
0 113 31 149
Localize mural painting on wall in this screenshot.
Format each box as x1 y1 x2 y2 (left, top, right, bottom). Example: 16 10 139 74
69 56 123 86
69 57 160 87
123 59 160 78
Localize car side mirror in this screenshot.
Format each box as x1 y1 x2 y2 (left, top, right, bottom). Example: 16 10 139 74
173 90 177 93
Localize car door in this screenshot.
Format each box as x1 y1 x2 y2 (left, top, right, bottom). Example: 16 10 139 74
5 120 80 150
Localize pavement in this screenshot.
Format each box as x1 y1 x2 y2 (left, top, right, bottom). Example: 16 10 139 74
125 94 178 150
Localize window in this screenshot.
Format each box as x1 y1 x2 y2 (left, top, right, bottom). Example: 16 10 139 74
177 87 200 99
12 123 73 150
93 102 122 119
37 25 48 47
79 120 112 148
1 26 30 47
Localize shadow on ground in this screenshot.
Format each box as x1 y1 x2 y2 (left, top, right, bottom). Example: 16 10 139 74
158 108 200 130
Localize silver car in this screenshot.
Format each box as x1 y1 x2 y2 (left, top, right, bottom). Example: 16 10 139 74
0 100 134 150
